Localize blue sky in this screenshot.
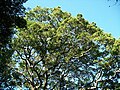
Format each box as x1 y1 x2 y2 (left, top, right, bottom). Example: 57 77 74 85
24 0 120 39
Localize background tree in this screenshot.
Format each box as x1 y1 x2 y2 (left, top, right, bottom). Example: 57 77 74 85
108 0 120 6
12 6 120 89
108 0 120 3
0 0 27 88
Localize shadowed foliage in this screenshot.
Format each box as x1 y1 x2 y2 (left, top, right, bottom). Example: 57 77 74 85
0 0 27 88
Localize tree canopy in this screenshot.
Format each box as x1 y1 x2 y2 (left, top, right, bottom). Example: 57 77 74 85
0 0 27 46
0 0 27 88
11 6 120 89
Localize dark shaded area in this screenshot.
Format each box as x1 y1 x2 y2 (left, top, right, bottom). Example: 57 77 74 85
0 0 27 88
0 0 27 46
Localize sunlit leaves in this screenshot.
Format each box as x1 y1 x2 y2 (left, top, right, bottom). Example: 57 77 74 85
12 6 120 89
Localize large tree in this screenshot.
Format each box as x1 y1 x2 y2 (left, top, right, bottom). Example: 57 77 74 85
12 6 120 89
0 0 27 88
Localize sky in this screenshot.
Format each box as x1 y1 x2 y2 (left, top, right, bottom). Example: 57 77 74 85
24 0 120 39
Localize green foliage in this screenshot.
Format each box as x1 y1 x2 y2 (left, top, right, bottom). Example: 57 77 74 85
0 0 27 88
12 6 120 89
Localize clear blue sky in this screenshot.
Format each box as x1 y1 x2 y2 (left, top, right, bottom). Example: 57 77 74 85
24 0 120 39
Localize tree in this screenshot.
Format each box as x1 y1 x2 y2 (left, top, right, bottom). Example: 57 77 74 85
0 0 27 88
108 0 120 3
0 0 27 46
12 6 120 89
108 0 120 6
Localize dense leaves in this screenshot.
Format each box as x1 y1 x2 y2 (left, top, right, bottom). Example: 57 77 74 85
0 0 27 46
0 0 27 88
12 6 120 89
